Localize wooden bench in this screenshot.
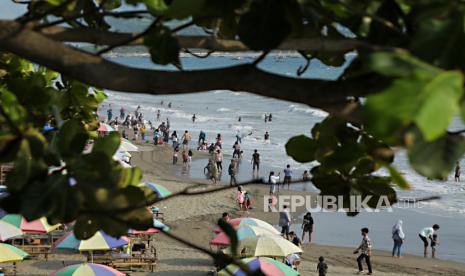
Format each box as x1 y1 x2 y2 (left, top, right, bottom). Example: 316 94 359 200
17 245 51 261
109 258 156 272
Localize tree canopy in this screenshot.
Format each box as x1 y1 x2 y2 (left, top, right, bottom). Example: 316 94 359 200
1 0 465 238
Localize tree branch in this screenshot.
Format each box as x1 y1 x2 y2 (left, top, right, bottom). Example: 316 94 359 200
0 20 390 114
38 25 398 53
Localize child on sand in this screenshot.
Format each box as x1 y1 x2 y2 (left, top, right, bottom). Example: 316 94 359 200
172 149 178 165
354 227 372 275
245 192 252 210
431 234 439 258
317 256 328 276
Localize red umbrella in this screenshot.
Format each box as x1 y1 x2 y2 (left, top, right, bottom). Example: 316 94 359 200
210 232 230 246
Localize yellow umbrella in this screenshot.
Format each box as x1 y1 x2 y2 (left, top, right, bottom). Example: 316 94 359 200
224 236 302 258
0 243 28 263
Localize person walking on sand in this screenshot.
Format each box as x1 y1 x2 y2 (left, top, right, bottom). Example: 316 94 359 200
392 220 405 258
302 212 314 243
279 205 291 240
419 224 440 258
252 149 260 176
354 227 372 275
283 164 292 189
455 161 461 181
228 159 238 186
317 256 328 276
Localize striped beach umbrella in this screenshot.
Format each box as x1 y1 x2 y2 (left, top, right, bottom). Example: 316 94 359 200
53 231 129 251
0 220 23 241
97 122 115 132
0 214 60 233
211 225 279 246
52 263 125 276
0 244 28 263
218 257 299 276
224 236 302 258
214 218 279 235
141 182 172 198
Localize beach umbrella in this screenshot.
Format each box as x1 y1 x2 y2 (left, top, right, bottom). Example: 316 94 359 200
141 182 172 198
210 225 279 246
224 236 302 258
0 214 60 233
97 122 115 132
0 220 23 241
120 139 138 152
128 228 159 235
218 257 299 276
153 219 170 232
214 218 279 235
52 263 125 276
0 243 29 263
53 231 129 251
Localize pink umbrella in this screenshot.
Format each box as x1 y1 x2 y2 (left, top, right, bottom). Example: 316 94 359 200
129 228 159 235
97 122 114 132
210 232 230 246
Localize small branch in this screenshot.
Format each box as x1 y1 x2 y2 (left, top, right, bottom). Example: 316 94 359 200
96 18 161 55
171 21 196 33
183 49 215 58
296 50 313 76
252 51 270 66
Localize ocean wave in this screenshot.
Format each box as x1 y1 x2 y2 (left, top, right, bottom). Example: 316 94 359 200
288 104 328 118
216 107 231 112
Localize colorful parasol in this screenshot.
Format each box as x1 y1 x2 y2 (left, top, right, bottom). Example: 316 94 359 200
53 231 129 251
218 257 299 276
224 236 302 258
97 122 115 132
0 214 60 233
214 218 279 235
141 182 172 198
0 220 23 241
52 263 125 276
128 228 160 235
0 243 29 263
210 225 279 246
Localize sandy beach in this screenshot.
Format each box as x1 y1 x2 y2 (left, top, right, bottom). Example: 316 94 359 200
12 143 465 275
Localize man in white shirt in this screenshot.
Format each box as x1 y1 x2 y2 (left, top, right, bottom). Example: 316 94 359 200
419 224 440 257
269 171 280 193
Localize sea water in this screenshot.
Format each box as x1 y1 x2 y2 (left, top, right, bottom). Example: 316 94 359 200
103 53 465 262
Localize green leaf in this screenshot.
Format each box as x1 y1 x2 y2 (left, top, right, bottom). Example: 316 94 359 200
93 132 121 157
144 26 181 66
165 0 205 19
408 132 465 179
57 119 89 157
285 135 316 163
354 176 397 208
385 164 410 190
238 0 292 51
414 71 463 141
143 0 169 15
0 87 27 126
5 139 32 191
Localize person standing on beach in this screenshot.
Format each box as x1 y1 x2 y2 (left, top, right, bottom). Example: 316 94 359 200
301 212 314 243
252 149 260 176
216 133 222 149
192 114 197 123
172 148 178 165
419 224 440 258
232 142 241 159
264 131 270 141
198 130 206 145
119 107 125 120
455 161 461 181
392 220 405 258
279 205 291 240
264 114 268 123
182 130 191 149
132 124 139 141
268 113 273 121
156 109 161 121
235 131 242 144
283 164 292 189
269 171 280 194
236 186 245 211
215 149 223 171
354 227 372 275
228 159 237 186
107 107 113 122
